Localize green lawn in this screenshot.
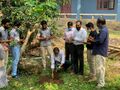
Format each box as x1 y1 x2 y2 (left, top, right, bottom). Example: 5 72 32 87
1 58 120 90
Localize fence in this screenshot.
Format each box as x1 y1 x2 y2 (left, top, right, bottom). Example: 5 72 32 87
60 13 117 21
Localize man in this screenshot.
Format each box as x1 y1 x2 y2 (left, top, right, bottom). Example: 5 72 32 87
86 22 97 80
0 18 10 71
73 20 87 75
37 20 53 70
64 21 75 71
0 32 8 88
89 18 109 88
10 20 22 78
51 47 70 78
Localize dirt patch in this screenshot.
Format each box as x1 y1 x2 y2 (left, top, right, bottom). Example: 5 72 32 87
39 72 63 84
109 38 120 46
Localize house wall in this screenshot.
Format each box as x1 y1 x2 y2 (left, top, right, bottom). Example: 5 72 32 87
71 0 117 13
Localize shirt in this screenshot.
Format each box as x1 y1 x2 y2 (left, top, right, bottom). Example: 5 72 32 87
0 26 8 40
51 50 65 69
92 26 109 57
10 28 20 46
64 27 75 43
37 28 52 47
86 30 97 49
73 27 87 45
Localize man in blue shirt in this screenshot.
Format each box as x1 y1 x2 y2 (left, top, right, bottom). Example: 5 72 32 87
89 18 109 88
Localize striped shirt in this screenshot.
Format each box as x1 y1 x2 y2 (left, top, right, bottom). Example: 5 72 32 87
64 27 75 43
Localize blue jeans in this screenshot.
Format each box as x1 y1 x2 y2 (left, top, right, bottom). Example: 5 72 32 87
11 45 20 76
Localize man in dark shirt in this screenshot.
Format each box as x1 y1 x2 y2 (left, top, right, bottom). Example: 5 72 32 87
89 18 109 88
86 22 97 80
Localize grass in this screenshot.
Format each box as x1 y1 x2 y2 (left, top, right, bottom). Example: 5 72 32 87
1 58 120 90
109 30 120 38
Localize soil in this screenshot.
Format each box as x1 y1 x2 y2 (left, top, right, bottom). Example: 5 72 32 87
39 72 64 84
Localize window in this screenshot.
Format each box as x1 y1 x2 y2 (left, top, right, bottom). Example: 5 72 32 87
97 0 115 10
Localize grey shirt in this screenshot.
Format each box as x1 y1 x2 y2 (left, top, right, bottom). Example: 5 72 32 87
10 28 20 46
0 26 8 40
37 28 52 47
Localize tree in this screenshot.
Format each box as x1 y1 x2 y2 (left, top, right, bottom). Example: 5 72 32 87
1 0 70 55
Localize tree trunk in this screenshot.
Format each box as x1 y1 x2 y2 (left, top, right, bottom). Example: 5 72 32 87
21 23 39 55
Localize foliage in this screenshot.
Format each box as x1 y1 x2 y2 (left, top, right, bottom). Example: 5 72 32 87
44 83 59 90
1 0 59 24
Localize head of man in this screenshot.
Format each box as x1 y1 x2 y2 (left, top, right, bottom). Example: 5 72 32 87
97 17 106 29
67 21 73 30
86 22 94 31
14 20 21 28
76 20 82 31
41 20 47 30
1 18 10 29
53 47 60 56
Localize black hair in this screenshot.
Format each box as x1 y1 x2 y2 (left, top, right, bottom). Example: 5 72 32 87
41 20 47 25
86 22 94 28
76 20 82 25
53 47 59 53
1 18 10 25
97 17 106 25
67 21 73 27
14 20 21 27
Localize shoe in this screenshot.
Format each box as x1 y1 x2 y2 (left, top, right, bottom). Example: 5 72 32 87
88 77 96 82
12 75 19 79
96 84 104 89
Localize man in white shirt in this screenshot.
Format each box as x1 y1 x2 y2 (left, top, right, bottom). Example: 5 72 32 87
51 47 71 78
64 21 75 71
73 20 87 75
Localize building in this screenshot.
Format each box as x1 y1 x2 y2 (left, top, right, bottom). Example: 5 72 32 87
60 0 120 21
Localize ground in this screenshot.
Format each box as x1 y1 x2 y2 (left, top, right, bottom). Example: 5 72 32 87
1 19 120 90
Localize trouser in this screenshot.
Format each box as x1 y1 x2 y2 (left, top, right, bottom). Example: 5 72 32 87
41 46 53 69
73 44 84 75
11 45 20 76
55 60 71 71
4 51 8 72
65 43 74 69
94 55 106 87
87 49 96 76
0 59 8 88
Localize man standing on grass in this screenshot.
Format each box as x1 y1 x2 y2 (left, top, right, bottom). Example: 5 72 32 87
64 21 75 71
37 20 53 70
0 32 8 88
72 20 87 75
86 22 97 80
10 20 22 78
0 18 10 72
89 18 109 88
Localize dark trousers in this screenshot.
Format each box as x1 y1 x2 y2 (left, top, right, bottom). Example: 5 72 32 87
73 44 84 75
65 43 74 69
55 61 71 71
